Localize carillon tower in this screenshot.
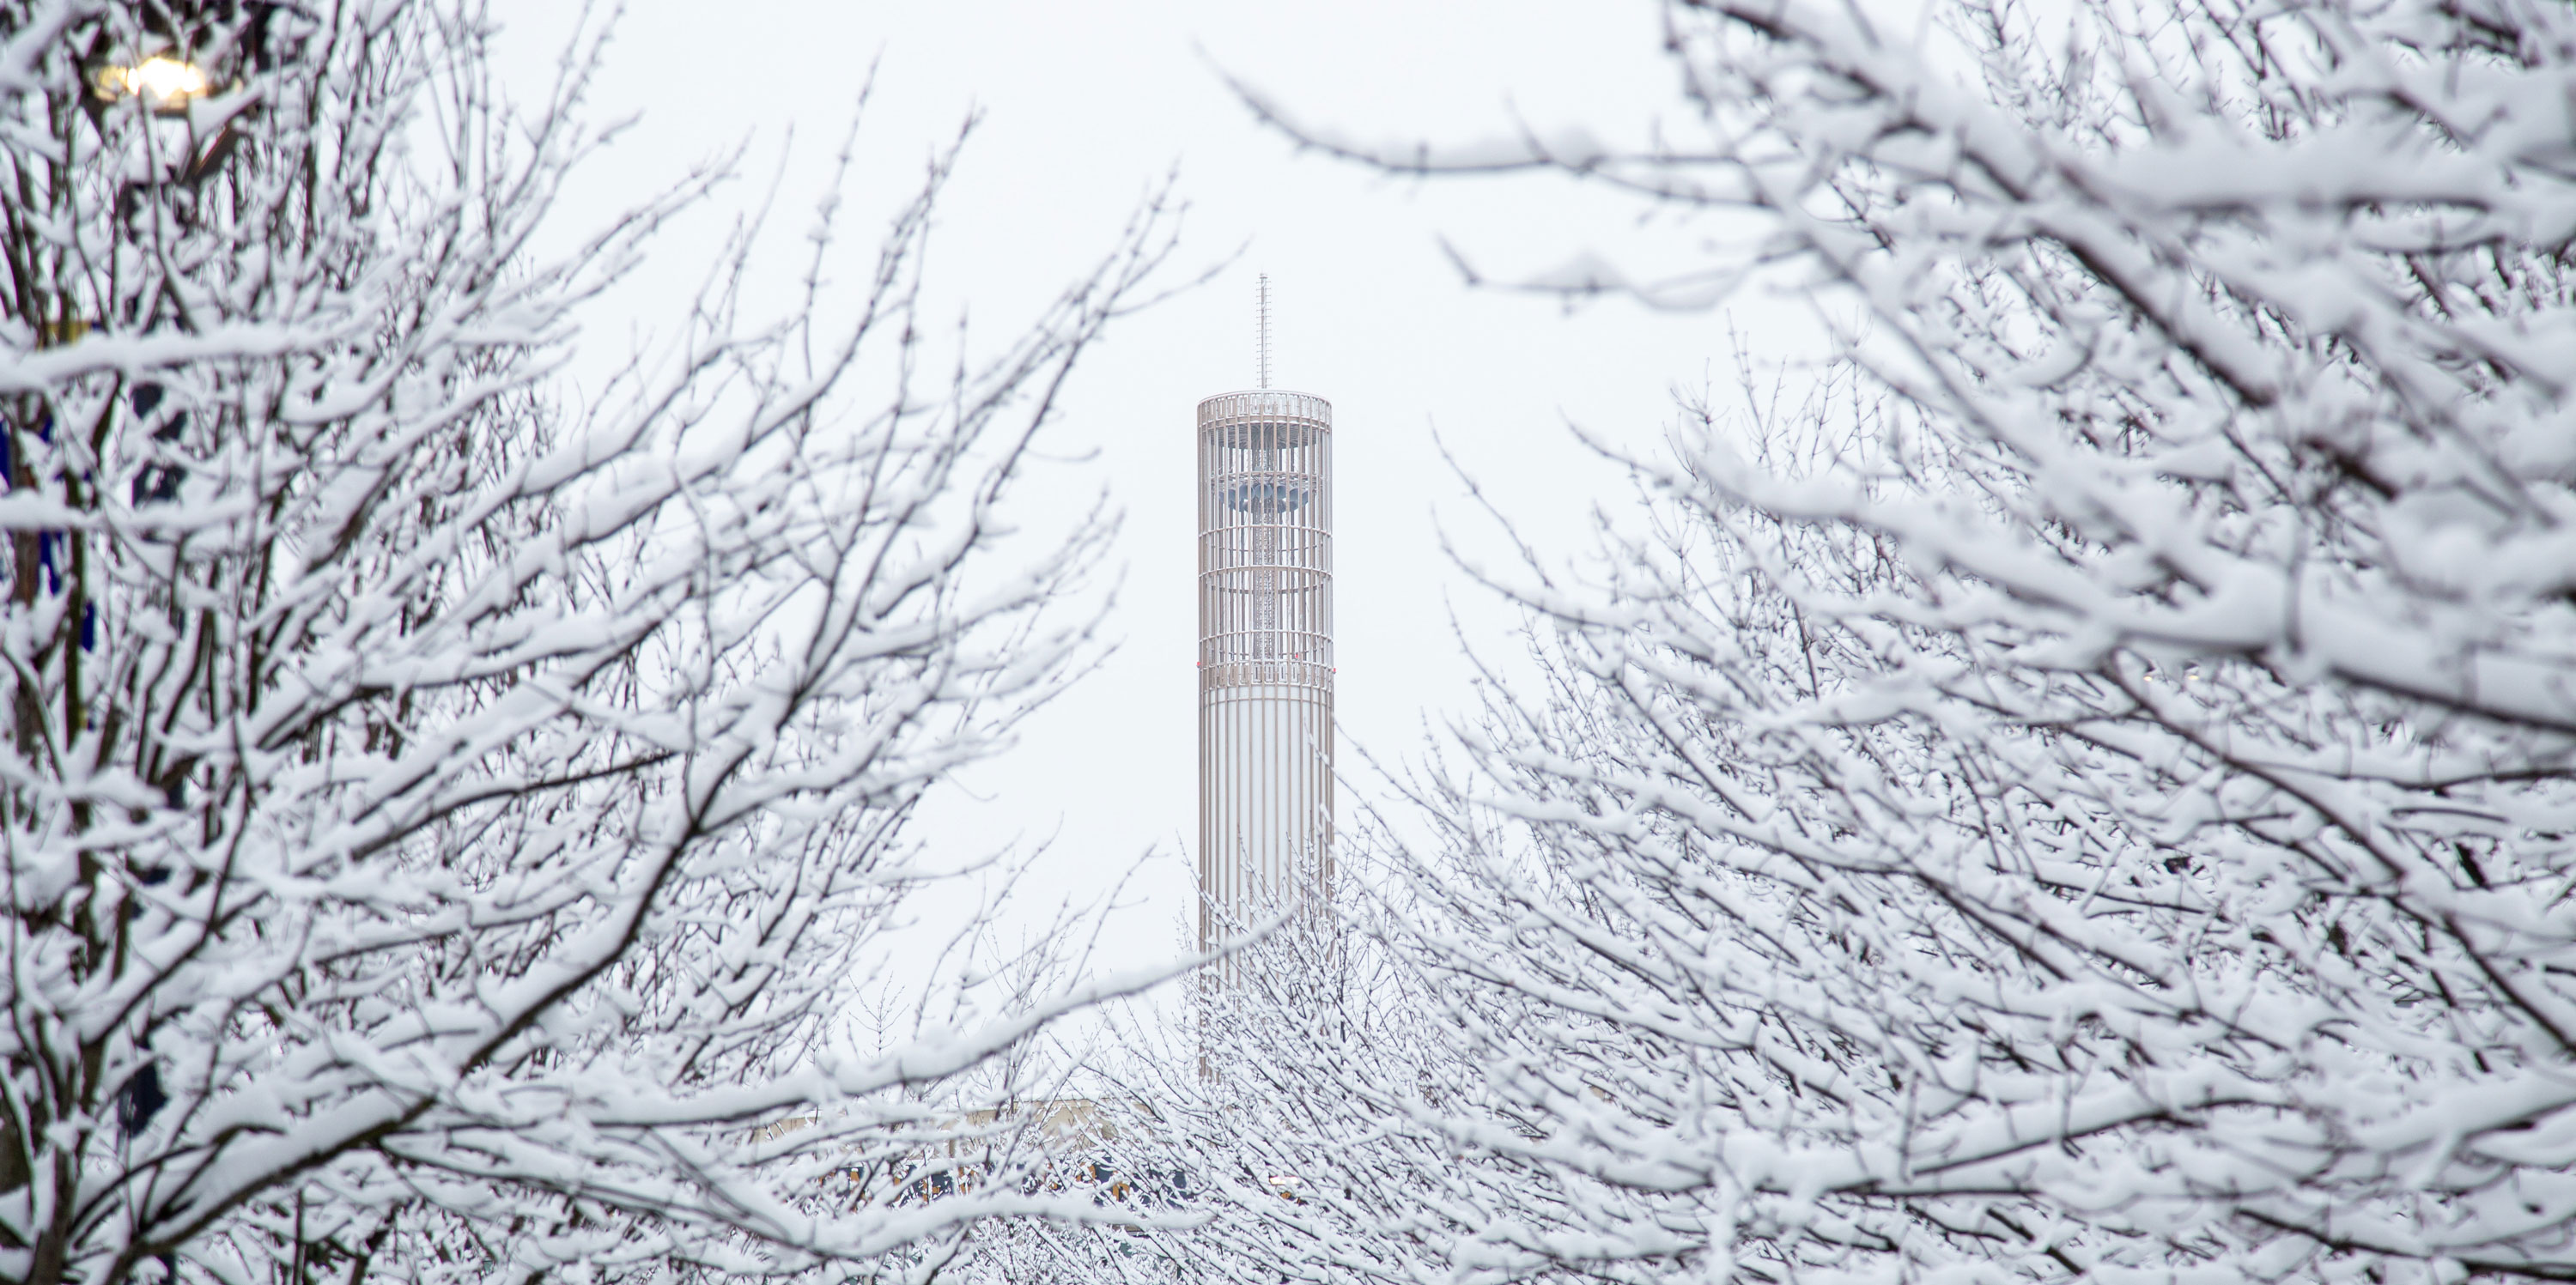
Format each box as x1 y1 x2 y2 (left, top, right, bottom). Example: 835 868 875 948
1196 276 1334 953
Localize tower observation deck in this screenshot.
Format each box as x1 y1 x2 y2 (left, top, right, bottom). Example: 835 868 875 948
1196 282 1332 955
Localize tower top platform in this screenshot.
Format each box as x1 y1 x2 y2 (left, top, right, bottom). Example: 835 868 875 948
1196 390 1332 426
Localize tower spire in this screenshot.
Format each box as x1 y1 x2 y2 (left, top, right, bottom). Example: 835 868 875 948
1256 274 1272 390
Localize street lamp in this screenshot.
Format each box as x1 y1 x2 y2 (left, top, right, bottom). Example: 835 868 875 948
77 2 301 179
88 54 216 113
82 45 240 186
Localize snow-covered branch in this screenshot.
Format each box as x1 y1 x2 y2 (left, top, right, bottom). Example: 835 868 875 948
0 3 1182 1281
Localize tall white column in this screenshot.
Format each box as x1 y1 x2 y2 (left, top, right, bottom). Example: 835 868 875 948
1195 389 1334 956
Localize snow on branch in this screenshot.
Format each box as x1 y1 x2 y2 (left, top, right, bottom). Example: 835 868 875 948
0 3 1184 1281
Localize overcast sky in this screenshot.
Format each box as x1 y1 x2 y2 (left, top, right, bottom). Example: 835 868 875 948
501 1 1809 993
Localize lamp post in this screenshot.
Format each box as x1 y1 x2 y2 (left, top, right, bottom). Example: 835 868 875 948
27 10 268 1172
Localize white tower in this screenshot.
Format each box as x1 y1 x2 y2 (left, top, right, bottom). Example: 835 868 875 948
1196 277 1333 953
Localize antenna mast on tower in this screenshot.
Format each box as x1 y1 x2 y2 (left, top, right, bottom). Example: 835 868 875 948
1256 274 1272 389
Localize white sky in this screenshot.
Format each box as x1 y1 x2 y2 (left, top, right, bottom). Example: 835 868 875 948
501 2 1811 997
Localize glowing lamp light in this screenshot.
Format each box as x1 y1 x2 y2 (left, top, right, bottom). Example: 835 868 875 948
92 56 213 112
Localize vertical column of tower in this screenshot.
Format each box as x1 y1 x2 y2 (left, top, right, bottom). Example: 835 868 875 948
1196 389 1334 955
